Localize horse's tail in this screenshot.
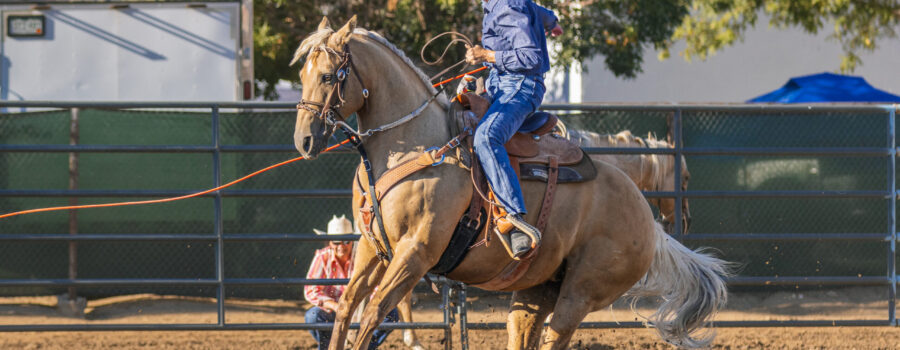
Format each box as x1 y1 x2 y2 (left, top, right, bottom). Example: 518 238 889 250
626 222 731 348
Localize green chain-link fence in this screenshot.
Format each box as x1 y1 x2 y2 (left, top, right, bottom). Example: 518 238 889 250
1 104 897 303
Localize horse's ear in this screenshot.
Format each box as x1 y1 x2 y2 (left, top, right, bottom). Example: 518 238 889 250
330 15 357 47
317 17 331 31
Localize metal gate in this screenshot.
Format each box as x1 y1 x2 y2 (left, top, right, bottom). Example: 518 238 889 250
459 104 899 348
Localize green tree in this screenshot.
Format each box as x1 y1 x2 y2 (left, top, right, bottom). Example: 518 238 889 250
253 0 688 100
671 0 900 72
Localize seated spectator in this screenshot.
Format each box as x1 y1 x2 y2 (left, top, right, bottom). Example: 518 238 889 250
305 215 399 350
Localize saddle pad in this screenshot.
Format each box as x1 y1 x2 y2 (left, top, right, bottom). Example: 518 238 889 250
520 150 597 183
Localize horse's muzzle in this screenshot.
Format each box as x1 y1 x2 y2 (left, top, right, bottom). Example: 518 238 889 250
294 132 326 159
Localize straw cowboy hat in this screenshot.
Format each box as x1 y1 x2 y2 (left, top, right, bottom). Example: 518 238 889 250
313 215 356 236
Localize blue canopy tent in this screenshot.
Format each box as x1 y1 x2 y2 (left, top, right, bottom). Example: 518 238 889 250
748 72 900 103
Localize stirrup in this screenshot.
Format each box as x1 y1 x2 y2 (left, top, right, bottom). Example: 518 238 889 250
505 214 542 248
494 215 540 260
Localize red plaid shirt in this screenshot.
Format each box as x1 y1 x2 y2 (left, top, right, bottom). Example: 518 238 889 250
304 246 354 307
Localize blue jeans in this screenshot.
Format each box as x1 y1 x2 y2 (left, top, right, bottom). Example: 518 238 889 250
474 70 546 215
305 306 399 350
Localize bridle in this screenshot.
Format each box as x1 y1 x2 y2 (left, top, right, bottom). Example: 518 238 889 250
296 44 369 135
296 44 442 140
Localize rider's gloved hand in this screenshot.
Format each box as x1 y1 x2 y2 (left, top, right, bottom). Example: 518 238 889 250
465 45 495 65
549 24 563 37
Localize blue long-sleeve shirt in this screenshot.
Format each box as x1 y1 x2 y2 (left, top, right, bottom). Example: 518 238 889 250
482 0 558 76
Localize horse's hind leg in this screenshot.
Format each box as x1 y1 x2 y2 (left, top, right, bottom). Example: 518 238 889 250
507 281 560 350
539 279 618 350
541 247 648 349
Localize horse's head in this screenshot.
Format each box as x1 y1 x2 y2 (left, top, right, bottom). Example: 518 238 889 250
291 16 368 158
659 153 691 233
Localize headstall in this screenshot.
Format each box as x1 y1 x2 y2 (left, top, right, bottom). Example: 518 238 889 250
296 45 369 134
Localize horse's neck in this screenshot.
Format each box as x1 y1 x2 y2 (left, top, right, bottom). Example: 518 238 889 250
351 37 451 178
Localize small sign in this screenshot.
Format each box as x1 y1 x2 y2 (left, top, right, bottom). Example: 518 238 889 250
7 15 45 37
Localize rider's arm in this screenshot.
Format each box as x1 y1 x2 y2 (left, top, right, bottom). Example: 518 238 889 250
492 2 543 73
531 2 558 31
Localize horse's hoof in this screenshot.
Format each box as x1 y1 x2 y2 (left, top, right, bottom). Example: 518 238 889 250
510 230 532 258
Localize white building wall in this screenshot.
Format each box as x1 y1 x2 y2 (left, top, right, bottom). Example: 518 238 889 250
1 2 241 102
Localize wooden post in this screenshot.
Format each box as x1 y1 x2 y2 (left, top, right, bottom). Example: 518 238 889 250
240 0 254 100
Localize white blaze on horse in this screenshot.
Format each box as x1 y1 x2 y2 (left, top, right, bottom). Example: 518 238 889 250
566 129 691 233
292 16 729 350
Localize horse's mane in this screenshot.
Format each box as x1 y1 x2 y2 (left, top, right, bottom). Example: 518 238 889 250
605 130 645 147
292 27 440 97
604 130 669 148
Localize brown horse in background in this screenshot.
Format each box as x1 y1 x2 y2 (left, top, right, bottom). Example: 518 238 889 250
291 17 729 350
566 129 691 233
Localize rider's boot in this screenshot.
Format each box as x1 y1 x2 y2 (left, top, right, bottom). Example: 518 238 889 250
506 214 541 258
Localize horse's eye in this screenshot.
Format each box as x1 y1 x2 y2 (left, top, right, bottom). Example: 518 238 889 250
321 74 333 83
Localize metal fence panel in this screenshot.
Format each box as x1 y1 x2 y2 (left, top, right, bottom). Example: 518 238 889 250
1 101 898 337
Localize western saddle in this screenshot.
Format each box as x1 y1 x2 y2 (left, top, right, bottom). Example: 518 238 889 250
353 91 595 290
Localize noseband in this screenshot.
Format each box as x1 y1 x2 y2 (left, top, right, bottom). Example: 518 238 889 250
296 45 369 132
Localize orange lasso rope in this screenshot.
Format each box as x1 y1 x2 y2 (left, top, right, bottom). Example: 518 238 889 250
0 139 351 219
433 66 487 88
1 66 488 220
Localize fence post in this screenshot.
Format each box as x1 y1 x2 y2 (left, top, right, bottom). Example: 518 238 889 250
68 107 79 300
441 283 452 350
457 283 469 350
889 106 897 326
212 105 225 326
673 108 683 239
58 107 86 317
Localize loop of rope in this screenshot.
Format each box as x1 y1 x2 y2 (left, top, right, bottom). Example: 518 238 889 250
420 31 473 66
421 31 476 82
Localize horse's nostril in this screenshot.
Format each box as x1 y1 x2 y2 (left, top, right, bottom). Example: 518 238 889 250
303 136 313 153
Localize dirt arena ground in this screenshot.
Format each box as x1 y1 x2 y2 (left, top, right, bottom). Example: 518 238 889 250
2 287 900 349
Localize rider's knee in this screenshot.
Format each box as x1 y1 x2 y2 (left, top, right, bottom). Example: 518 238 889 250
474 125 504 152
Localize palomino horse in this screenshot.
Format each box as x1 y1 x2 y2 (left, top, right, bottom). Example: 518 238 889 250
292 17 729 350
566 129 692 233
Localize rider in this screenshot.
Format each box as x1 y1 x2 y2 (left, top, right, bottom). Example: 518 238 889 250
465 0 563 257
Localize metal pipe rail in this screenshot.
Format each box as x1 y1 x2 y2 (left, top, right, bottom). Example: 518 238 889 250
0 322 450 332
1 102 899 343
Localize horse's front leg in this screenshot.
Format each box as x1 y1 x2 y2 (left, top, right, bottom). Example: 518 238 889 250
328 239 386 350
352 238 433 350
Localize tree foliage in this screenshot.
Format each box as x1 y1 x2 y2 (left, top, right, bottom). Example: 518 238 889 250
253 0 688 100
672 0 900 72
253 0 900 100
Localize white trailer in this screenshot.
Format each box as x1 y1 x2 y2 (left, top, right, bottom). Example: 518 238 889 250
1 0 253 102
